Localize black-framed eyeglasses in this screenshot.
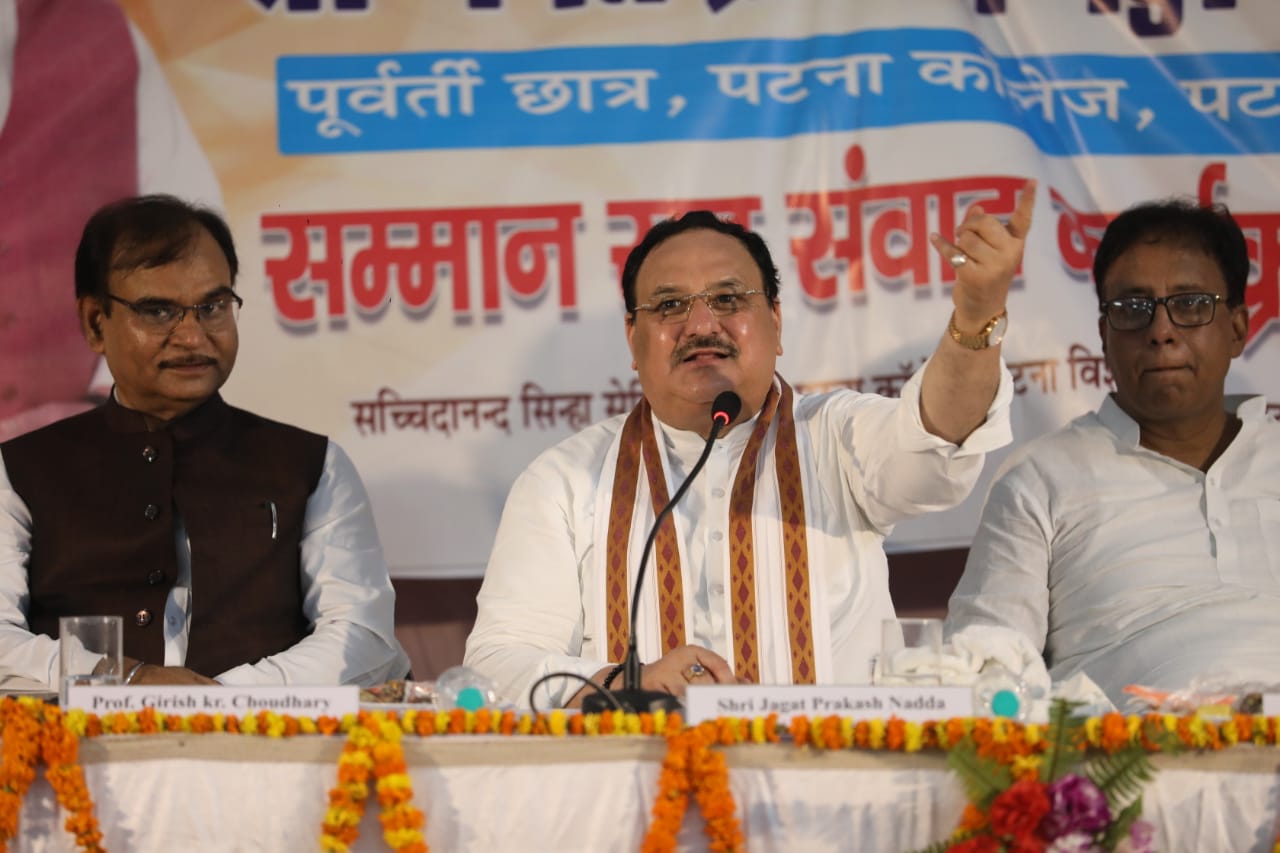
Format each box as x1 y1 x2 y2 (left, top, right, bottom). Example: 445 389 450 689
1099 292 1225 331
104 293 243 333
631 289 767 325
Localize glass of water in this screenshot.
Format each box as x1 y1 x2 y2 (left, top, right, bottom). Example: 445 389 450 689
878 617 943 685
59 615 123 705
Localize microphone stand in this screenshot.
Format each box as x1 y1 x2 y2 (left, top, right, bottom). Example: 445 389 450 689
583 391 741 714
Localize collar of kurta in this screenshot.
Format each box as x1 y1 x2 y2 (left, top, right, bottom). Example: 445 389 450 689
604 376 816 684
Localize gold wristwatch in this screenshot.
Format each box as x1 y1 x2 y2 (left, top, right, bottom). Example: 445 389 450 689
948 309 1008 350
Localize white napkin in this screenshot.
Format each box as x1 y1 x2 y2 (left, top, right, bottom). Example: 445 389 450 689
878 624 1051 693
875 646 977 685
1051 671 1115 715
948 625 1052 696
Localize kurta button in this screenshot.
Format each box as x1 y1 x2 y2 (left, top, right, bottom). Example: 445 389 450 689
146 570 165 586
143 504 160 520
135 609 152 627
142 446 157 463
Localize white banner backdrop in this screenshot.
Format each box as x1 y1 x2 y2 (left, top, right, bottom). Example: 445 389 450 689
12 0 1280 577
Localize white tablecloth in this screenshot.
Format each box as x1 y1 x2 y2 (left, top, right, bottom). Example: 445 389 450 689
13 735 1280 852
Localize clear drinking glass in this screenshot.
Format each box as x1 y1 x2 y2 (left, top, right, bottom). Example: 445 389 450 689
59 615 123 705
878 617 943 685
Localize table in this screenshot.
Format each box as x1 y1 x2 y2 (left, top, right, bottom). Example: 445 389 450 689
14 734 1280 852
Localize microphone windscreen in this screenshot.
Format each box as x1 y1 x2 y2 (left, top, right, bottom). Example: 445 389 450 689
711 391 742 425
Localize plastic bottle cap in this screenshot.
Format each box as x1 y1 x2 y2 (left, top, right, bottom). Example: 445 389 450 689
991 689 1021 718
456 686 486 712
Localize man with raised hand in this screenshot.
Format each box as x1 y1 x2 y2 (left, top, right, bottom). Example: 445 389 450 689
467 182 1036 707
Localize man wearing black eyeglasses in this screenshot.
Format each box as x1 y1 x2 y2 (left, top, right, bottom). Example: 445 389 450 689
0 195 409 690
947 198 1277 709
468 182 1037 709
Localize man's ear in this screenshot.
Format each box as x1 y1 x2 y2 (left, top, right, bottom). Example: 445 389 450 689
1228 302 1249 358
624 313 638 369
78 297 107 355
773 299 783 356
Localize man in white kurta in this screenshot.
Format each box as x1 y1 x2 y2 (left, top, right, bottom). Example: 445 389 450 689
467 186 1037 708
946 198 1274 708
946 394 1279 708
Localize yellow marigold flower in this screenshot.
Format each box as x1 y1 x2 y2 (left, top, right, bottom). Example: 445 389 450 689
1023 723 1043 746
1188 717 1211 748
840 718 855 749
867 719 886 750
1084 717 1101 745
653 709 668 734
1011 754 1042 777
377 773 412 792
299 717 318 735
991 718 1010 743
385 828 425 849
400 711 416 733
1161 713 1177 733
904 722 924 753
549 710 568 736
582 714 600 736
623 712 642 735
324 806 363 827
516 713 534 735
749 717 766 744
64 710 88 737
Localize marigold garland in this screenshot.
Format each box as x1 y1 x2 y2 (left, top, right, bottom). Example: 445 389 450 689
321 711 428 853
5 697 1280 852
0 697 104 853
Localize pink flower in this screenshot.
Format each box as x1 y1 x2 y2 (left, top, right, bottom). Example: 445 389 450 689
1043 774 1111 837
1115 819 1156 853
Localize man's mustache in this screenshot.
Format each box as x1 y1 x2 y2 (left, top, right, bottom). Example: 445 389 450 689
672 336 738 365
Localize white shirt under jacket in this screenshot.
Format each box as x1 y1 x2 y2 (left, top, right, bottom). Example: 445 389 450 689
0 442 410 689
465 362 1015 708
946 394 1280 708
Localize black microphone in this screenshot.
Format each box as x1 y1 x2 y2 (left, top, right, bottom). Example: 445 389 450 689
583 390 742 714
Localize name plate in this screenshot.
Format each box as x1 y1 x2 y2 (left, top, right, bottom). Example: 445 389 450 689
683 684 974 725
1262 694 1280 716
64 685 359 717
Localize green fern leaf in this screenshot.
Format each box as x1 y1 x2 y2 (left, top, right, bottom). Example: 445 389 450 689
1039 698 1086 783
1100 797 1144 851
947 742 1012 807
1085 747 1155 807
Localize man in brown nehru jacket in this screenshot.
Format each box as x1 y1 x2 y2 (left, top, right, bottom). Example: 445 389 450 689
0 195 409 688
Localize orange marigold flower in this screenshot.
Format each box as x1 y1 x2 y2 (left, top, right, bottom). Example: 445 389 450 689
1100 713 1130 753
885 718 905 751
958 803 988 833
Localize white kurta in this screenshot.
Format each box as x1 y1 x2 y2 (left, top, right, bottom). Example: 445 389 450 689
946 394 1280 708
466 363 1014 707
